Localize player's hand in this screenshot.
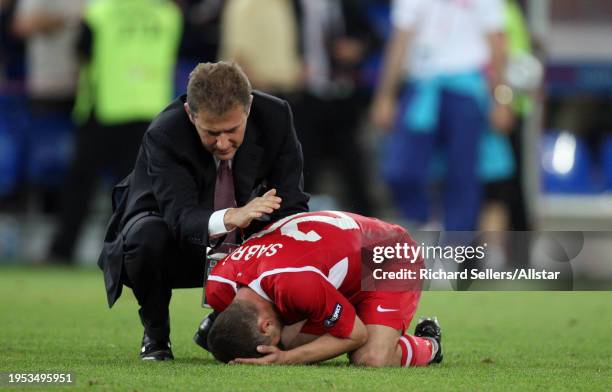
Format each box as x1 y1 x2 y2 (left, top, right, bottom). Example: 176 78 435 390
223 189 282 230
369 95 396 133
230 345 287 365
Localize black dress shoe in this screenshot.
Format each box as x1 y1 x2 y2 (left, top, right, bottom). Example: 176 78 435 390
140 333 174 361
193 312 218 352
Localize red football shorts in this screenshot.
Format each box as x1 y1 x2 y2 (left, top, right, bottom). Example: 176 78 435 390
301 290 421 335
351 290 421 333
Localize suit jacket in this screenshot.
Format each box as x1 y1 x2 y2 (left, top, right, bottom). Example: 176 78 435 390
98 90 309 306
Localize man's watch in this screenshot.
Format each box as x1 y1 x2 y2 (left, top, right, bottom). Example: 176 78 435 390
493 84 514 106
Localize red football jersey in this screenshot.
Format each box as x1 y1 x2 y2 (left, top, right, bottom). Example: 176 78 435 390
205 211 415 338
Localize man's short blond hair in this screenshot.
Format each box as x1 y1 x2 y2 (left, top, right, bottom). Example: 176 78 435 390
186 61 252 116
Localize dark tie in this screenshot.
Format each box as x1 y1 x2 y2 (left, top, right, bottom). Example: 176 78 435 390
214 160 238 247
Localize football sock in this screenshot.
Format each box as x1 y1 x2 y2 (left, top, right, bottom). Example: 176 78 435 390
398 334 434 367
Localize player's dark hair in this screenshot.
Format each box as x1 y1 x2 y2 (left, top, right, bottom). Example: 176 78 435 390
186 61 252 117
207 300 272 363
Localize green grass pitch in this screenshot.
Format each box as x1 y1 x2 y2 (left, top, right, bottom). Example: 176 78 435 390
1 266 610 391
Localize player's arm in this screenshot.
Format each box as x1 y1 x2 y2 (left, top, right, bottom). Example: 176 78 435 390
480 0 507 90
233 315 367 365
280 320 309 349
369 26 412 131
233 274 367 365
370 0 426 131
487 31 508 90
282 315 368 364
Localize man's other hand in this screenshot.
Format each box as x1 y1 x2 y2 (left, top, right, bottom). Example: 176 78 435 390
224 189 282 230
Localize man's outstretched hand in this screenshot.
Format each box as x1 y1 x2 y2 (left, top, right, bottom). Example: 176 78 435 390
230 345 288 365
223 189 282 231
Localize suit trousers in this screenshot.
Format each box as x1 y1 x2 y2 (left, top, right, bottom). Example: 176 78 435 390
121 213 206 341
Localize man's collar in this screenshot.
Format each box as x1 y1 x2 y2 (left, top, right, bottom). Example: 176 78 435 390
214 158 233 169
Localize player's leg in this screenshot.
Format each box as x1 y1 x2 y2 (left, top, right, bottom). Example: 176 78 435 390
350 291 440 367
381 87 437 225
349 324 402 367
281 320 439 367
439 89 484 230
348 323 438 367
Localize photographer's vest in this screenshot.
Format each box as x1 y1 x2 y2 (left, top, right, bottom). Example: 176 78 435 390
74 0 182 125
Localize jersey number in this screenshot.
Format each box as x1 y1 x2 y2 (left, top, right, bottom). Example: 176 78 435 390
251 211 359 242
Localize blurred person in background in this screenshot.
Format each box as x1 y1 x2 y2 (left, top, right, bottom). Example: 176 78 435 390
479 0 542 268
479 0 539 268
174 0 224 95
481 0 535 233
11 0 86 213
0 0 24 81
219 0 379 216
48 0 183 264
219 0 303 103
0 0 27 209
293 0 380 216
0 0 26 110
370 0 506 231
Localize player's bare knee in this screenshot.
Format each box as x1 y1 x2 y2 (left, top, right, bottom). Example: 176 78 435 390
350 347 391 368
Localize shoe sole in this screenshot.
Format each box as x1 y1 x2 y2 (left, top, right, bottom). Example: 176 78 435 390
140 351 174 361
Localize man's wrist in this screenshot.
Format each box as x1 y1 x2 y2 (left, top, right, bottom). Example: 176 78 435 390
493 83 514 106
208 208 235 237
223 208 237 231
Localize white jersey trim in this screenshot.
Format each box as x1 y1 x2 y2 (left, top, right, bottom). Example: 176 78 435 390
248 257 349 302
328 257 349 289
207 275 238 293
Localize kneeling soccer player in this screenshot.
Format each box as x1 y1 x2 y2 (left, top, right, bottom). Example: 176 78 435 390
202 211 443 367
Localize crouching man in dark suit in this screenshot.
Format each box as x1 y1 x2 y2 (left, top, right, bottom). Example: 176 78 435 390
98 61 309 361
